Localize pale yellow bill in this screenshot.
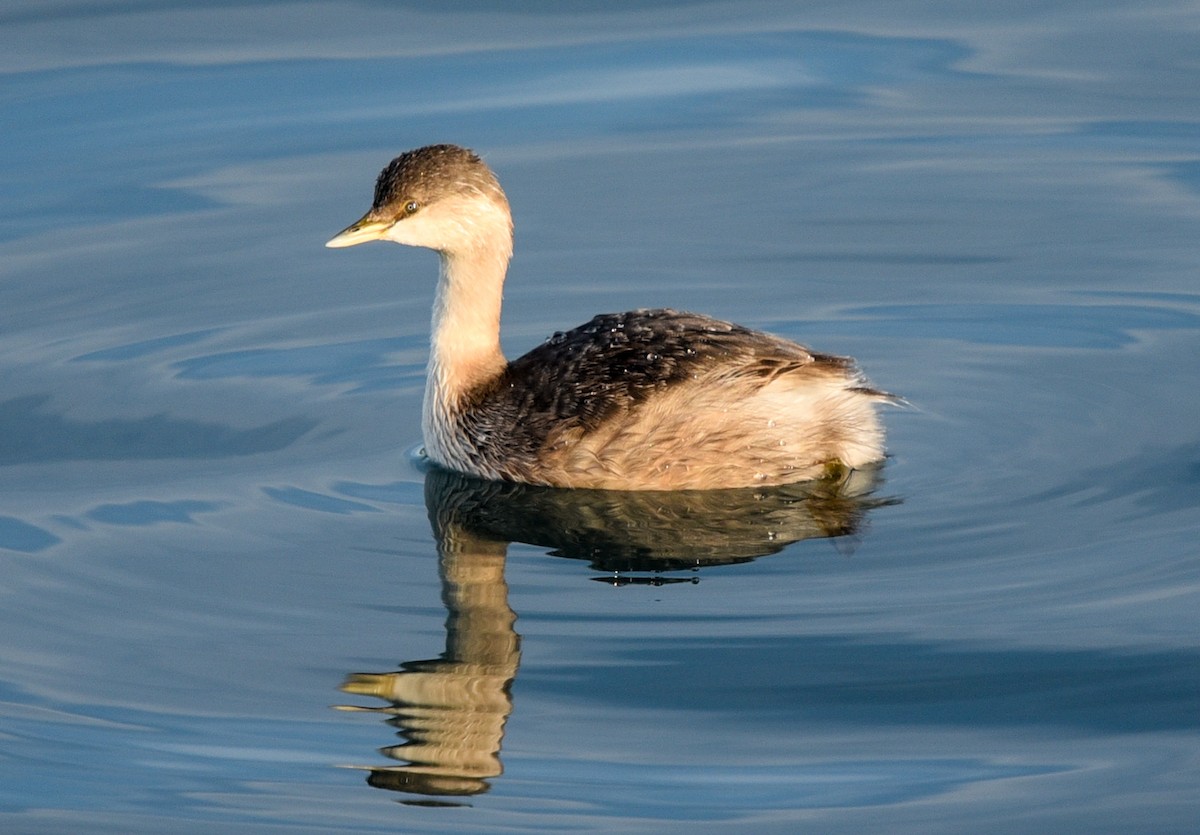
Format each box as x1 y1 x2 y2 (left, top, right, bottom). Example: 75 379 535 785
325 213 392 248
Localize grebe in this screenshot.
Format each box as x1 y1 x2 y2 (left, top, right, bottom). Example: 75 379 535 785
327 144 892 490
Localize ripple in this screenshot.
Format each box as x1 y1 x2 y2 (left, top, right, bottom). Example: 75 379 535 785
0 395 316 464
85 499 226 527
171 337 424 393
788 302 1200 349
262 486 382 515
0 515 60 553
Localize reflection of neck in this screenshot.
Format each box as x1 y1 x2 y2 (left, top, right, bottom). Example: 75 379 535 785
441 531 519 670
387 535 519 787
341 526 520 796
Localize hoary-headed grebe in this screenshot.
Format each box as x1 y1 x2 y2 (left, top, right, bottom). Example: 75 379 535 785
327 144 892 490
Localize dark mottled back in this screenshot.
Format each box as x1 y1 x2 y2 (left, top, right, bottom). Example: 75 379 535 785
371 144 503 217
456 309 852 465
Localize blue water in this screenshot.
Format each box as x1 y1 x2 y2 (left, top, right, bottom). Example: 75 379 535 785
2 2 1199 832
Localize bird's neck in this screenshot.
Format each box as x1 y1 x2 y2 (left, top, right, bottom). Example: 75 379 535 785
427 246 509 405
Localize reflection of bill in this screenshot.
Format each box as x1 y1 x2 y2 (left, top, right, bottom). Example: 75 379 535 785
336 466 894 799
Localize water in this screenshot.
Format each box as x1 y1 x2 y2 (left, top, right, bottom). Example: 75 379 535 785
2 2 1199 832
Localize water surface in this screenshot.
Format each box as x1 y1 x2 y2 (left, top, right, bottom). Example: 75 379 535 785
2 2 1199 832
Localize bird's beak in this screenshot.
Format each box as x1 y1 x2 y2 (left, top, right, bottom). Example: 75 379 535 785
325 212 393 248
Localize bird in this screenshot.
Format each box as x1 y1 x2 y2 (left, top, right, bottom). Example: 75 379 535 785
326 144 893 491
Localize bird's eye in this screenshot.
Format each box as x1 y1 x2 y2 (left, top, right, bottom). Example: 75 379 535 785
403 200 420 215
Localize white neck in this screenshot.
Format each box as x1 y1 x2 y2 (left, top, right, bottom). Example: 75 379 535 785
428 248 508 398
410 193 514 471
422 239 511 477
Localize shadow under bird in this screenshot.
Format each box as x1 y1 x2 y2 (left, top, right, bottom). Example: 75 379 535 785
327 144 895 490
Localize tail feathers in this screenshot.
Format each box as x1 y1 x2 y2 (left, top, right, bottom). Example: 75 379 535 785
809 351 902 406
850 385 907 406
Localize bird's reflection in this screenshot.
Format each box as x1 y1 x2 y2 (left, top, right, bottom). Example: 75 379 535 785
337 523 516 799
336 466 892 801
